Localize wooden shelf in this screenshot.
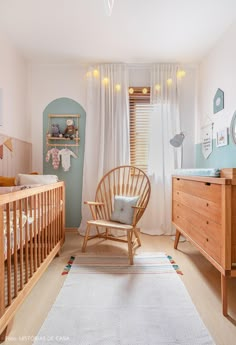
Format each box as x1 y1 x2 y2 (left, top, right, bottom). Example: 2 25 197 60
47 137 80 142
46 114 80 153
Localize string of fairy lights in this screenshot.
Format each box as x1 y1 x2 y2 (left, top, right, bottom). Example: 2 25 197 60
86 68 186 94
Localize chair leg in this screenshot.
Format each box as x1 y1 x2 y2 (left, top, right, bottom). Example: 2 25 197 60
127 230 134 265
82 223 91 252
133 228 141 247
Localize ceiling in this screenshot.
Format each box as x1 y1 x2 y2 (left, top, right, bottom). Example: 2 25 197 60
0 0 236 64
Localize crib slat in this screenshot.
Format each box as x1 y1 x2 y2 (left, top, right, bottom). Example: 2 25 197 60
47 191 51 252
33 195 37 272
25 198 29 284
0 206 5 316
42 192 45 261
6 204 11 306
45 192 48 255
55 189 58 243
37 194 41 266
19 200 23 290
29 196 33 277
13 202 18 297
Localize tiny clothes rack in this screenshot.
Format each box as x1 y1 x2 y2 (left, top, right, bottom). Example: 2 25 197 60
46 114 80 155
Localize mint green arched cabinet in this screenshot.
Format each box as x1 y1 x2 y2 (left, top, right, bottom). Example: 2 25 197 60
43 98 86 228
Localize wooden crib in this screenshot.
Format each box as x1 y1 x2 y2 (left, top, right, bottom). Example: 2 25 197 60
0 181 65 341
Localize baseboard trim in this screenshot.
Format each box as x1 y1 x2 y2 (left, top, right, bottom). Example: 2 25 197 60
65 227 78 233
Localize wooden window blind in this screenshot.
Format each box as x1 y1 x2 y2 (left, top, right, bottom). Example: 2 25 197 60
129 87 152 172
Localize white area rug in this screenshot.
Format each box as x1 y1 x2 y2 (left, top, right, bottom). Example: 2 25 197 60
33 253 215 345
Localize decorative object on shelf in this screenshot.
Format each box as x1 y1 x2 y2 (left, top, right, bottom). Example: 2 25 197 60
213 88 224 114
230 110 236 145
201 123 213 159
64 119 77 140
216 128 228 147
51 123 61 137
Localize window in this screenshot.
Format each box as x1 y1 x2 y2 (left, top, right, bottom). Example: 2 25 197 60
129 87 153 172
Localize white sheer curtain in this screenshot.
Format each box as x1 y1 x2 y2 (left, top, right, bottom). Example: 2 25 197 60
140 64 181 235
79 63 130 235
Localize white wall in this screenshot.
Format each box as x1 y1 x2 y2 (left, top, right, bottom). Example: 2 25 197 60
0 32 29 141
197 21 236 143
29 64 87 172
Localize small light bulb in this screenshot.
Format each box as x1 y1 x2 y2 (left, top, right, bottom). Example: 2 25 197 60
167 78 173 86
142 88 148 94
103 77 109 85
115 84 121 91
177 70 186 79
129 88 134 94
155 84 161 91
93 69 99 77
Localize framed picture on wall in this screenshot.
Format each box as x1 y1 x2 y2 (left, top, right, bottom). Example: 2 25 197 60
216 128 228 147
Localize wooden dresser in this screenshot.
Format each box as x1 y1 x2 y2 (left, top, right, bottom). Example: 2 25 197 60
172 168 236 316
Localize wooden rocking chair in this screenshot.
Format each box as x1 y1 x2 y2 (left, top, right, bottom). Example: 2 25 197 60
82 165 151 264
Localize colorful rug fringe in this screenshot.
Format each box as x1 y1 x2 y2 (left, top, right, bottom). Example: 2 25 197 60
61 256 75 275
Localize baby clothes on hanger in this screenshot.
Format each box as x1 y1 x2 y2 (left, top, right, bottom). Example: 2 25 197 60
45 148 60 169
59 148 77 172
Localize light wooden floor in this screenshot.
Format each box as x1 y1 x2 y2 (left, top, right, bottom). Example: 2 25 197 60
3 231 236 345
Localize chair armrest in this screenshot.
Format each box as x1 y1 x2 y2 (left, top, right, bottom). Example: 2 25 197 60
84 201 105 206
84 201 105 220
132 205 145 210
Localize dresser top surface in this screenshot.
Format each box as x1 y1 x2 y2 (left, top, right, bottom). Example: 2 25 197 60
172 175 231 185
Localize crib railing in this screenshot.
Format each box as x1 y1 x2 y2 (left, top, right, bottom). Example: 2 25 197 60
0 182 65 339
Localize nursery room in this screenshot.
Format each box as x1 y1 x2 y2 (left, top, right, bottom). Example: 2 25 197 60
0 0 236 344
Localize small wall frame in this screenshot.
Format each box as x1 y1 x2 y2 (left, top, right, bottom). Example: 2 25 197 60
213 88 224 114
216 128 228 147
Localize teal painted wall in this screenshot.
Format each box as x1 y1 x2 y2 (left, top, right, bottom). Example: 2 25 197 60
43 98 86 228
195 136 236 168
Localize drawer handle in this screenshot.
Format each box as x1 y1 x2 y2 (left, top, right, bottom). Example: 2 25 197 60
177 192 179 195
206 221 209 225
206 238 209 242
177 216 179 219
205 182 211 186
206 203 209 207
177 178 180 181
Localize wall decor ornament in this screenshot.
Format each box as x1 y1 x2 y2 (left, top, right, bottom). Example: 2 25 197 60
216 128 228 147
201 123 213 159
213 88 224 114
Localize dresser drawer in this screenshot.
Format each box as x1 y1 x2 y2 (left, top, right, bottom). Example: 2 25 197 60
172 210 221 264
173 177 222 205
173 200 222 242
173 190 221 224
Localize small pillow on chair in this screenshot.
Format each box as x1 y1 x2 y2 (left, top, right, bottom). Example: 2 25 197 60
110 195 139 225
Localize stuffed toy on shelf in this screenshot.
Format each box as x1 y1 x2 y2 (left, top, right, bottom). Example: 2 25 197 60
64 119 78 140
51 123 61 137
